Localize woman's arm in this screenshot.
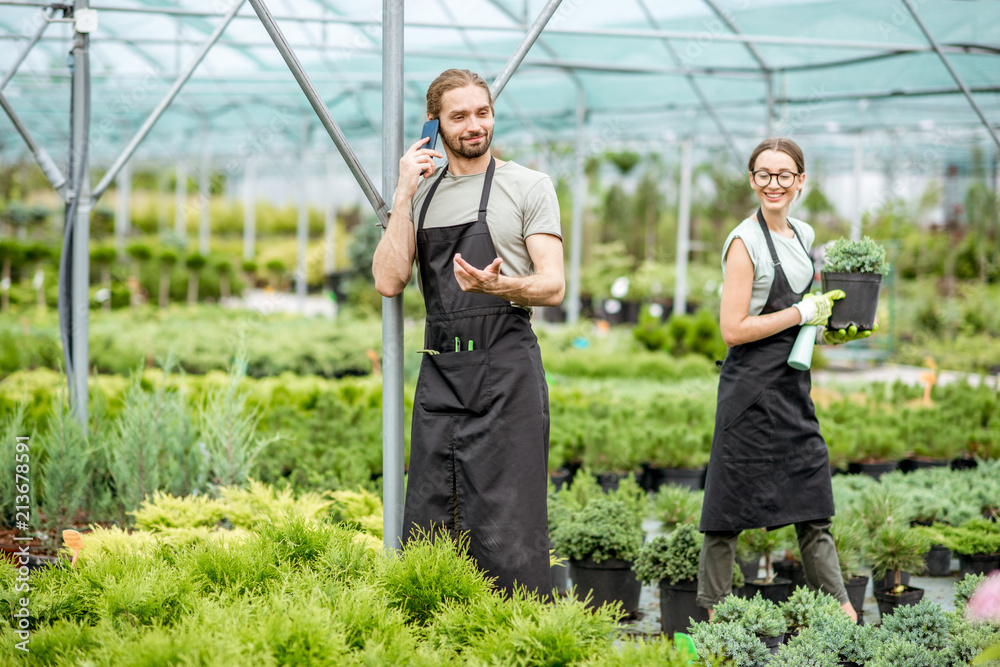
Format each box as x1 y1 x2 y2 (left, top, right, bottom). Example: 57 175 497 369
719 238 803 347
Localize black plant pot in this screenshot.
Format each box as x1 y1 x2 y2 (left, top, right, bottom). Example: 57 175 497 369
738 556 761 586
660 467 706 491
875 585 924 620
550 468 572 492
743 577 793 604
844 575 869 616
873 570 911 591
639 463 665 492
958 553 1000 579
658 579 708 634
848 460 899 481
772 559 807 590
821 271 882 331
951 457 978 471
569 557 642 614
759 634 784 655
925 544 953 577
900 458 949 473
596 472 629 493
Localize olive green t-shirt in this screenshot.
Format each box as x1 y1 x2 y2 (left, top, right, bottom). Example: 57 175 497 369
408 161 562 308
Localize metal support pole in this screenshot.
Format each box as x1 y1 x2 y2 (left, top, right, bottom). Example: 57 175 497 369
91 0 245 200
381 0 405 551
852 133 863 241
69 0 91 427
901 0 1000 151
114 159 130 252
0 92 67 193
674 138 692 317
243 159 256 261
295 118 309 313
489 0 563 100
175 161 187 238
0 10 50 92
198 130 211 256
566 86 586 325
247 0 389 226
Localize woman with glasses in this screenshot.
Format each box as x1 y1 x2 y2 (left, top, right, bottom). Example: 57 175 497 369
696 137 860 622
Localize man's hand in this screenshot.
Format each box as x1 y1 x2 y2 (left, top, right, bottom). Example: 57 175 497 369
793 289 846 326
823 322 878 345
396 136 444 201
453 253 503 294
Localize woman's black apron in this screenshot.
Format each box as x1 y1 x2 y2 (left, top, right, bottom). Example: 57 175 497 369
700 209 835 533
402 158 552 596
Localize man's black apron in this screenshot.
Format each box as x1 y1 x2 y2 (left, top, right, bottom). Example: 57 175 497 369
700 209 835 532
402 158 552 596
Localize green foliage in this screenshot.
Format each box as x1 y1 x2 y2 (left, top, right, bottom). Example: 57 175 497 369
767 637 839 667
923 519 1000 557
0 402 32 527
945 615 1000 666
550 497 644 563
126 242 153 262
580 636 693 666
842 622 890 664
823 236 890 274
739 528 783 582
788 608 857 663
131 490 225 530
868 635 948 667
652 485 703 531
880 597 950 650
198 355 276 489
831 514 866 580
633 524 702 586
379 530 496 626
955 572 990 609
779 586 843 635
37 392 90 536
857 484 914 536
865 523 929 587
712 592 786 638
688 619 771 667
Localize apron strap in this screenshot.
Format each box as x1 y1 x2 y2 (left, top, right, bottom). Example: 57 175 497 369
754 207 816 276
417 157 497 232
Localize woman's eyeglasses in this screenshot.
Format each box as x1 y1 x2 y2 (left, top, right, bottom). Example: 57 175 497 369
752 170 800 188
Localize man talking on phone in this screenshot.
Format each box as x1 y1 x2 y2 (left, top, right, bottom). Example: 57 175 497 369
373 69 564 596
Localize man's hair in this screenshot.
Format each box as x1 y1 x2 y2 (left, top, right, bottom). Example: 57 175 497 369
747 137 805 174
426 69 493 119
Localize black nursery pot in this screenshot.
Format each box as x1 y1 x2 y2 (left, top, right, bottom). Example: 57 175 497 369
925 544 953 577
772 559 807 590
821 271 882 331
958 553 1000 579
659 579 708 635
844 575 869 615
743 576 793 604
875 585 924 620
569 557 642 614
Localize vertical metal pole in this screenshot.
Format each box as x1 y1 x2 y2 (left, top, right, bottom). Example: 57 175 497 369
566 86 586 325
198 127 211 256
243 158 256 261
381 0 405 551
114 159 130 252
296 118 309 313
70 0 91 426
175 161 187 238
674 138 692 317
852 133 863 241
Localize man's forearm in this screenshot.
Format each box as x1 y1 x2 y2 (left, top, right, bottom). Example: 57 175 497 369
481 272 565 307
373 199 416 297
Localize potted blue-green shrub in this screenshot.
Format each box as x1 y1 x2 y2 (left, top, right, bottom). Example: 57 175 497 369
550 496 644 615
866 523 929 620
712 592 787 655
820 236 889 332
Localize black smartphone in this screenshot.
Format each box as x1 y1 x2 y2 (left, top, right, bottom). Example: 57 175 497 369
420 119 439 151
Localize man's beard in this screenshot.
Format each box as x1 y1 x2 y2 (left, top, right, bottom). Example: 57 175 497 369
443 127 493 159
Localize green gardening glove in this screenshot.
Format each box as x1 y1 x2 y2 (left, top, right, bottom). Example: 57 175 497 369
793 289 846 326
824 322 879 345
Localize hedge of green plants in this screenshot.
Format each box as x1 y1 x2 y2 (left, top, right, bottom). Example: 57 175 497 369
0 486 693 666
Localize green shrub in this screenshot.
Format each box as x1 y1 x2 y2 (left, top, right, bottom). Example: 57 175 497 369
879 597 950 650
652 485 702 531
550 497 645 563
37 393 90 537
823 236 890 274
868 635 947 667
0 402 32 527
955 572 989 609
780 586 843 635
767 638 839 667
865 523 929 589
688 619 770 667
712 592 785 638
633 523 701 586
841 623 889 665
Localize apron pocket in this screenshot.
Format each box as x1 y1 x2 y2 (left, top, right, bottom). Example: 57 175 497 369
720 388 778 463
417 349 493 416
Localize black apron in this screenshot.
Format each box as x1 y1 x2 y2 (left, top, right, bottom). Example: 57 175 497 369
699 209 835 532
402 158 552 596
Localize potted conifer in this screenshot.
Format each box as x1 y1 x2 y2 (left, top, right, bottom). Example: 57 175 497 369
832 516 870 617
740 527 793 603
712 592 787 654
865 523 929 619
821 236 889 331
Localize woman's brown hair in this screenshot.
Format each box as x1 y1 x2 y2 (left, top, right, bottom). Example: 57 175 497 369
747 137 805 174
426 69 493 119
